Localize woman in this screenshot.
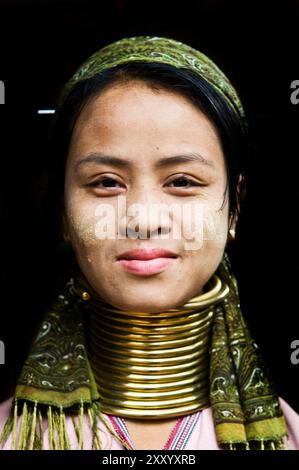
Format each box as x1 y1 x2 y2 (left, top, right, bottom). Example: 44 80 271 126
0 35 298 450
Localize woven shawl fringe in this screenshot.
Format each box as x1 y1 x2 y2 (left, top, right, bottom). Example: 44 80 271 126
0 399 288 450
221 439 287 450
0 399 134 450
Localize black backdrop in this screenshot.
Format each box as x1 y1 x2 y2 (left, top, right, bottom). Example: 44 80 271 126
0 0 298 411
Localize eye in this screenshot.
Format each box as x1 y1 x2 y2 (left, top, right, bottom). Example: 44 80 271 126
89 176 124 189
166 176 203 188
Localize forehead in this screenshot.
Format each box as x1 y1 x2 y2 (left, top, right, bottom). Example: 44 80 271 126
68 81 224 167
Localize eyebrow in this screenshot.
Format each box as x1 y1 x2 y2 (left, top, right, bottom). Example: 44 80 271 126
74 152 214 171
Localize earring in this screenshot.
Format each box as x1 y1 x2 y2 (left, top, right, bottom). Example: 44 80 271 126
227 228 236 243
81 291 90 301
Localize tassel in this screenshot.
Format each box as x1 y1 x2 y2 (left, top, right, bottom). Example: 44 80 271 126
11 398 18 449
78 400 84 450
28 401 37 450
52 408 61 450
30 406 43 450
87 407 95 449
87 406 101 450
60 408 70 450
58 407 64 450
276 438 286 450
18 402 28 450
47 405 54 450
97 412 132 450
226 441 238 450
71 402 85 450
38 409 44 450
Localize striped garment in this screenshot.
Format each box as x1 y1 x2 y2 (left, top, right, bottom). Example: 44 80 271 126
106 412 202 450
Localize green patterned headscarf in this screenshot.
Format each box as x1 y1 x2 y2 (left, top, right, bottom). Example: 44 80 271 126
59 35 246 130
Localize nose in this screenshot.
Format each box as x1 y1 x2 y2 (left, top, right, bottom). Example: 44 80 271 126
118 191 173 240
132 207 171 239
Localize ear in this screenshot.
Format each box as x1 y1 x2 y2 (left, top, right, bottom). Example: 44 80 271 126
62 213 71 243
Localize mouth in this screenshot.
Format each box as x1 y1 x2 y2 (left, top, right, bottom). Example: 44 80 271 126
116 248 179 276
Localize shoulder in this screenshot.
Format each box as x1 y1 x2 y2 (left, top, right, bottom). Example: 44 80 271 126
279 397 299 450
0 397 14 450
0 396 13 427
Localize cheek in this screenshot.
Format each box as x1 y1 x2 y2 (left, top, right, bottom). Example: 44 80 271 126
175 196 228 252
65 196 106 249
182 205 228 283
67 210 99 247
203 205 229 246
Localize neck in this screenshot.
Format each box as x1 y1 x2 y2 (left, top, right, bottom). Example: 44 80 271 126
72 272 229 419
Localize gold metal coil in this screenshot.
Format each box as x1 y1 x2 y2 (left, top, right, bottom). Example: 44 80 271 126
89 315 214 335
97 371 205 391
90 344 209 365
90 331 206 350
89 323 213 343
90 337 209 359
100 402 207 418
98 381 207 398
91 358 203 375
71 271 229 419
88 301 213 318
97 364 206 382
100 389 209 409
89 309 214 328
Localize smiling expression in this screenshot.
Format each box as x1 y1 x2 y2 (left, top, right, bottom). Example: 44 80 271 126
63 80 230 313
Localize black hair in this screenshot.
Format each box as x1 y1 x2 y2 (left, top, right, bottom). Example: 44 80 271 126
40 61 248 283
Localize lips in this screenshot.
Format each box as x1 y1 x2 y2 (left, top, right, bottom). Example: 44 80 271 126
116 249 178 276
117 248 178 261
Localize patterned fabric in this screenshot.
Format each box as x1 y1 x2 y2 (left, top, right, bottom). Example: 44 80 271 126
0 252 288 450
59 35 246 130
106 412 202 450
210 255 287 449
14 285 100 408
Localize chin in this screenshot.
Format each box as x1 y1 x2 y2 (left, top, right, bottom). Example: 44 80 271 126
112 296 180 313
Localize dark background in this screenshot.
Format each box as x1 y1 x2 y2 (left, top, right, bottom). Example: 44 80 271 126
0 0 298 411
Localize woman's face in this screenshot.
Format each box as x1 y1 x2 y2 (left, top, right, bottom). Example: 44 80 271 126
64 80 229 312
